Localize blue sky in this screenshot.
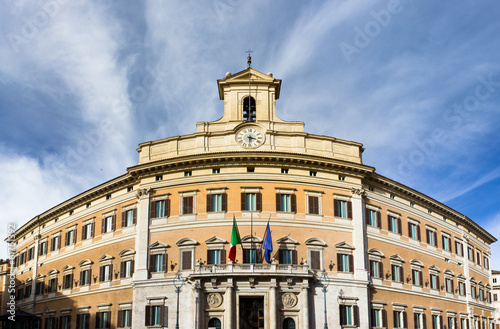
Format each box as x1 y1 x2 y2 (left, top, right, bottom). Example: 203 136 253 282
1 1 499 266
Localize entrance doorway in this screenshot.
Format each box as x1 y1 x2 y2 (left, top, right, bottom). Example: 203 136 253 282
239 297 264 329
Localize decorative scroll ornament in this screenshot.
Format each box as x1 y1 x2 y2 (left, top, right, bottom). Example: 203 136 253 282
351 187 366 196
207 293 223 308
282 292 298 308
136 187 152 199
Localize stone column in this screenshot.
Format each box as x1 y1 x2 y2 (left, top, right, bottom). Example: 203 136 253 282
301 279 309 329
269 278 277 329
225 278 234 329
134 188 153 281
194 280 202 329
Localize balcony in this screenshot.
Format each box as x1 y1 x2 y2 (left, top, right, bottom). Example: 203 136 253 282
189 263 313 279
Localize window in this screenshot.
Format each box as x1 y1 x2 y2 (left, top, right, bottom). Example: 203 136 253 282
35 281 44 295
408 222 421 240
432 315 441 329
340 305 359 327
182 196 194 214
461 319 468 329
76 313 90 329
392 264 403 282
48 277 57 293
145 305 167 327
412 269 423 286
476 251 481 265
339 175 346 181
310 250 321 270
468 247 475 262
243 248 262 264
370 260 383 278
127 186 133 192
80 269 91 286
63 273 73 289
20 252 26 265
455 241 463 256
151 199 170 218
494 294 498 302
366 208 381 228
122 209 137 227
155 175 163 181
442 235 451 251
39 241 48 256
426 229 437 246
281 168 289 174
27 246 34 261
308 195 320 215
117 310 131 328
82 222 94 240
448 317 456 329
207 193 227 212
494 278 497 284
65 229 76 246
60 315 71 329
414 313 424 329
99 264 112 282
243 96 256 122
24 284 31 298
101 215 115 234
309 171 317 176
119 259 134 278
184 171 192 177
458 281 466 296
445 278 454 293
337 253 353 273
209 318 222 329
96 312 111 329
393 310 407 329
388 215 401 234
335 200 352 219
50 235 60 251
276 193 296 213
45 317 56 329
372 309 387 328
430 273 440 290
207 249 226 265
16 287 23 300
278 249 297 265
106 194 111 200
150 254 167 273
212 168 220 174
181 250 193 270
484 256 489 270
241 192 262 211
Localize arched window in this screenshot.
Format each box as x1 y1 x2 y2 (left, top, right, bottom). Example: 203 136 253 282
243 97 256 122
208 317 221 329
283 318 296 329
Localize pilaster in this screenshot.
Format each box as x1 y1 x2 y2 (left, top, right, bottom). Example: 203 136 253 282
134 188 152 281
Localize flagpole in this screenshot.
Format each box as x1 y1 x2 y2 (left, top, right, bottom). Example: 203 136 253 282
251 211 254 264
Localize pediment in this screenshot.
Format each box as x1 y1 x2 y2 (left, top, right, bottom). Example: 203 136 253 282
79 259 93 267
218 68 282 100
36 273 46 279
176 238 198 246
335 241 355 250
98 254 115 262
205 236 227 244
368 249 385 257
305 238 327 247
150 241 170 249
457 273 465 280
47 269 59 276
241 235 263 243
443 269 455 276
119 248 136 257
428 265 440 272
410 259 424 267
62 265 75 272
470 277 477 283
276 236 299 245
389 254 405 262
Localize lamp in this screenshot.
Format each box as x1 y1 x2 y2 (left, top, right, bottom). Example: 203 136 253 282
338 289 345 305
173 271 185 329
170 261 177 271
329 261 334 271
320 270 330 329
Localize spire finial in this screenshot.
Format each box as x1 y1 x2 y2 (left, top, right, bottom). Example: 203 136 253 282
246 49 253 68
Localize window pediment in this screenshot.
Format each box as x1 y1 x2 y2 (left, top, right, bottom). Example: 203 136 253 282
150 241 170 250
443 269 455 276
176 238 198 246
410 259 424 267
62 265 75 272
241 235 262 243
368 249 385 257
390 254 405 263
47 269 59 276
205 236 227 244
78 259 93 267
98 254 115 262
335 241 355 250
119 249 136 257
305 238 326 247
428 265 440 272
276 236 299 245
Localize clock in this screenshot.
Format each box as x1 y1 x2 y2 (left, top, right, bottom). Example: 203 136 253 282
236 127 265 148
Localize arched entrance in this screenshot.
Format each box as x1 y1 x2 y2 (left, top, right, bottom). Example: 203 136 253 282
283 317 296 329
208 317 221 329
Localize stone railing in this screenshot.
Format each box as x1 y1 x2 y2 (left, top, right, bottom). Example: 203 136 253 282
193 263 310 276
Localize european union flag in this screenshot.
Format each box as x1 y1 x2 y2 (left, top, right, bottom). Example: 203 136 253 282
262 222 273 263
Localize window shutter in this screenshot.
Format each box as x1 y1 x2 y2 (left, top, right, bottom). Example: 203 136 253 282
112 215 116 231
121 211 125 228
400 266 404 282
221 249 226 264
145 306 151 326
91 222 95 238
256 193 262 211
85 314 89 329
423 314 427 329
96 313 101 329
257 249 262 263
340 306 345 326
120 261 125 278
388 215 392 231
436 276 440 290
117 310 123 328
165 199 170 217
382 310 387 327
182 251 192 270
149 255 155 273
397 217 402 234
241 193 246 210
222 193 227 212
394 312 398 327
101 217 105 234
278 249 283 263
159 305 165 327
415 313 419 329
312 196 318 215
206 194 212 212
76 315 81 329
109 264 113 281
242 249 248 263
349 255 354 273
337 253 342 271
334 200 339 217
99 266 104 282
131 260 135 276
80 271 83 284
417 226 421 241
371 309 375 327
403 312 408 329
88 269 92 284
291 194 297 213
132 208 137 224
162 306 168 328
69 274 73 288
276 194 281 211
81 226 85 240
408 223 411 237
65 232 69 246
292 250 297 265
150 201 156 218
354 306 360 326
378 261 383 278
162 254 167 272
434 232 437 247
461 244 464 256
311 251 320 270
365 207 369 225
207 250 213 264
420 271 423 286
442 236 445 249
347 201 352 219
440 316 443 329
377 211 381 228
412 270 416 284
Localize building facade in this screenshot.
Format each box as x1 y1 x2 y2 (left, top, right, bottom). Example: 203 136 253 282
6 66 496 329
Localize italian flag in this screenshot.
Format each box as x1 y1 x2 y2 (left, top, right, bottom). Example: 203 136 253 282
228 216 241 263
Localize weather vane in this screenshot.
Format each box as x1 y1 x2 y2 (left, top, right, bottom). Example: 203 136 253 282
246 49 253 68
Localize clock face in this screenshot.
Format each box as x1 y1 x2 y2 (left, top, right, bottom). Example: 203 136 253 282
236 128 265 148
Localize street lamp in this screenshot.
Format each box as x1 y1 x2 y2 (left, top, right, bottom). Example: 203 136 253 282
173 271 185 329
321 270 331 329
